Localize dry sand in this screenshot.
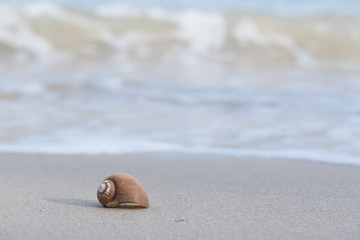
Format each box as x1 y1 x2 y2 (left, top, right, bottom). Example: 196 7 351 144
0 153 359 239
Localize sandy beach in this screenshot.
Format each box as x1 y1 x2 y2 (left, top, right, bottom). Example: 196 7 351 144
1 0 359 239
0 153 359 239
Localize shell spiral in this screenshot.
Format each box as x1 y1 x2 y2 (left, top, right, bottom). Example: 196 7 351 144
97 173 149 208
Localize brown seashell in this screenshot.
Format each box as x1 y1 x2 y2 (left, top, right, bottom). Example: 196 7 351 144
97 173 149 208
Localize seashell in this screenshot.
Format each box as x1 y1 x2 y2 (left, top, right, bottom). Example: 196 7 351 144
97 173 149 208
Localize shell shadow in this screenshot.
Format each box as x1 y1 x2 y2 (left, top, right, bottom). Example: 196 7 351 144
44 198 101 208
44 198 147 209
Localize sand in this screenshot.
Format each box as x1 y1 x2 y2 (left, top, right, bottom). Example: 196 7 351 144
0 153 359 239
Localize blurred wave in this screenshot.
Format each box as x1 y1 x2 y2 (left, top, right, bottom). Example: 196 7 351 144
0 2 360 165
0 3 359 70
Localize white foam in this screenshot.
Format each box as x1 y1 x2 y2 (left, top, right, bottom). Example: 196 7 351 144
96 4 142 18
0 137 359 166
0 4 62 63
175 11 225 53
188 147 360 166
0 126 181 155
147 9 226 53
0 4 359 168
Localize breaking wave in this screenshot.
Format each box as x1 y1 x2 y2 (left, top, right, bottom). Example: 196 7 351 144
0 3 359 70
1 2 360 166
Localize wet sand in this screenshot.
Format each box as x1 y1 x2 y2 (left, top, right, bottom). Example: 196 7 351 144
0 153 359 239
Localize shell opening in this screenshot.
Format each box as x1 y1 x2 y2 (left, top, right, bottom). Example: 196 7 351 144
98 180 109 194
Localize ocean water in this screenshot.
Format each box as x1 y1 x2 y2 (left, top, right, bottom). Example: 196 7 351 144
0 1 359 165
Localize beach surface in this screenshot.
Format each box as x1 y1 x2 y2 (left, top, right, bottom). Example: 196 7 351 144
0 153 359 239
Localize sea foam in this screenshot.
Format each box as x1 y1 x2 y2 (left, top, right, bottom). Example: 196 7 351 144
0 3 359 166
0 3 359 68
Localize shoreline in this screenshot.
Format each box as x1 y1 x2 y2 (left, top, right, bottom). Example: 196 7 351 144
0 153 359 239
0 150 359 167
